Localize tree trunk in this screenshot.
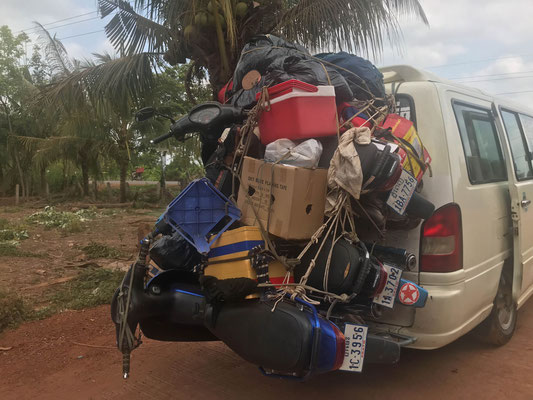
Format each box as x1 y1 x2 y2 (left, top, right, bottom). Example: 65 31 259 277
40 166 47 196
0 167 4 196
62 161 67 191
26 174 31 198
13 151 26 199
3 101 26 199
80 153 89 197
117 123 130 204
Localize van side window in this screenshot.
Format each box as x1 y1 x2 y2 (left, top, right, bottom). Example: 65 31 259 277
453 102 507 184
501 110 533 180
519 114 533 150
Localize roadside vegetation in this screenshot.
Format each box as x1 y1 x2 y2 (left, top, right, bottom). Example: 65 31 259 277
0 268 124 333
81 242 122 259
0 216 33 256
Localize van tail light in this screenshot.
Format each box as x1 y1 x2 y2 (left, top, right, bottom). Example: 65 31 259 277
420 203 462 273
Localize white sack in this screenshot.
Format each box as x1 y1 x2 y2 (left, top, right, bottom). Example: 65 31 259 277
264 138 323 168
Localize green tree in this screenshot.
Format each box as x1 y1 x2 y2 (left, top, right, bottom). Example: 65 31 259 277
0 25 33 196
132 63 211 191
17 24 114 198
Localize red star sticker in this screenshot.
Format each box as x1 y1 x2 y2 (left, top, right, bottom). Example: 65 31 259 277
399 283 419 305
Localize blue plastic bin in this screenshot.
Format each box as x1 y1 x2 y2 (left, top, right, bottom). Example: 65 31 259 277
161 178 241 254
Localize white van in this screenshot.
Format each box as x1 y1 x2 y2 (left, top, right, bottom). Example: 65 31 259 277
371 65 533 349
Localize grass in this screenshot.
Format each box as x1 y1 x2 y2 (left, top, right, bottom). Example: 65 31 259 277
0 290 28 333
0 206 23 214
81 242 121 259
0 243 38 257
0 217 30 250
0 227 29 241
0 218 9 229
47 268 124 311
26 206 98 230
0 268 125 333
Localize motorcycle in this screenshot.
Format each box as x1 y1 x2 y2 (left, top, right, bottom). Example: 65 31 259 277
111 101 429 380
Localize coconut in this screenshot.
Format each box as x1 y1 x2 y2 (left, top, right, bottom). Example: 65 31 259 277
184 25 195 37
235 2 248 18
207 1 216 13
194 12 208 26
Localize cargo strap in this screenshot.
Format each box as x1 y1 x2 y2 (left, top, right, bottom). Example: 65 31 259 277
250 246 274 285
374 127 432 178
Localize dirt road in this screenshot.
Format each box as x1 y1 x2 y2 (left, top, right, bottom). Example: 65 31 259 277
2 302 532 400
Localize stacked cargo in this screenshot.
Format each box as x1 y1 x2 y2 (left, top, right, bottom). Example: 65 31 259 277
113 35 436 380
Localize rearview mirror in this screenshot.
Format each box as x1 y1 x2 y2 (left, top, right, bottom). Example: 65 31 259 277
135 107 156 122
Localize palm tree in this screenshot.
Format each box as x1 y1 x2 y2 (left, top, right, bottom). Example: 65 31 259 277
33 23 154 202
98 0 428 92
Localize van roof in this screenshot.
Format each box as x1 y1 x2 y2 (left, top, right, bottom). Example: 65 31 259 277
380 65 485 93
380 65 532 114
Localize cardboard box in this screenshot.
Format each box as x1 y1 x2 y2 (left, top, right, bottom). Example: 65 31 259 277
237 157 327 240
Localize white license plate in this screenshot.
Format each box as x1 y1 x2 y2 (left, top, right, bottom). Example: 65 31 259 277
386 169 417 215
373 264 402 309
339 324 368 373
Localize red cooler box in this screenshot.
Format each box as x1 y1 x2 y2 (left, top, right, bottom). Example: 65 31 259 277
256 80 337 145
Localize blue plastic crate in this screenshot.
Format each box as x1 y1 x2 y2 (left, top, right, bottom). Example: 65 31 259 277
161 178 241 254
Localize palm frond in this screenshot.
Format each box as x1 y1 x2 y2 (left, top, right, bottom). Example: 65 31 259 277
99 0 171 55
33 22 74 77
40 53 155 117
275 0 428 56
386 0 428 24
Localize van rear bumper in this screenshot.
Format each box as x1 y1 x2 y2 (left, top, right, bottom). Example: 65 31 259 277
371 280 493 349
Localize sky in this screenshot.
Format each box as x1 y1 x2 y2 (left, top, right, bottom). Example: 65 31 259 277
0 0 532 106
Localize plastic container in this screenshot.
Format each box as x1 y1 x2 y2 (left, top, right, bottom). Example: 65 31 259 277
379 113 432 182
257 80 338 145
162 178 241 254
206 226 293 289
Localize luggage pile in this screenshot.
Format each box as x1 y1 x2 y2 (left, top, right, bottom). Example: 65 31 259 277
116 35 435 380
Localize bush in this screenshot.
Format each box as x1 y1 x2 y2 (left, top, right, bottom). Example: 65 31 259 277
0 290 28 333
48 268 124 311
0 242 37 257
81 242 121 259
27 206 98 230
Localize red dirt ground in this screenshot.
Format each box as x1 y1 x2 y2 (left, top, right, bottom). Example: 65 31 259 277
1 302 532 400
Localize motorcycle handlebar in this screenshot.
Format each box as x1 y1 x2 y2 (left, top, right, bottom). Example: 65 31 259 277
149 103 246 146
151 115 192 144
150 131 174 144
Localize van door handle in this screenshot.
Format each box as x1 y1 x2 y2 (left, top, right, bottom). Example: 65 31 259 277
521 199 531 208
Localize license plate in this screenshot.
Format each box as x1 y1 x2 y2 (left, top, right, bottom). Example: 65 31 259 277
339 324 368 373
373 264 402 309
386 169 417 215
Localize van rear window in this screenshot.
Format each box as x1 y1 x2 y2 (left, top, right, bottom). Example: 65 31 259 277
395 95 416 125
452 102 507 184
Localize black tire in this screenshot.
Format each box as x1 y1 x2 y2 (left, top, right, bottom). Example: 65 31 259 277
476 268 517 346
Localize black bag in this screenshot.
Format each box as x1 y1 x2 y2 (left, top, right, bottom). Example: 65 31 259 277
230 35 353 107
150 233 201 271
297 237 363 295
315 51 386 102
